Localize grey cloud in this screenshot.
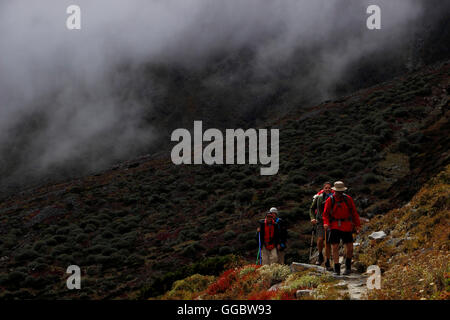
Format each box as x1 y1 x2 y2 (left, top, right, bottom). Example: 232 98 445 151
0 0 428 189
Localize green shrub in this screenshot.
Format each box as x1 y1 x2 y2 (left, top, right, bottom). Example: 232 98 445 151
329 169 344 179
195 190 209 201
7 271 27 284
84 224 97 233
224 230 237 241
126 254 144 267
163 274 215 300
288 174 308 185
15 249 39 262
236 189 254 203
263 197 278 207
244 239 256 250
315 174 331 184
285 274 322 289
242 177 257 188
181 243 202 257
363 173 380 184
178 182 190 192
350 162 365 172
101 230 114 239
231 172 246 180
57 254 74 264
33 241 47 252
393 107 408 117
75 233 88 243
218 246 233 255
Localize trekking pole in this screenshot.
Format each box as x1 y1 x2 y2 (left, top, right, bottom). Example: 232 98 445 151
256 231 262 265
323 228 327 273
309 225 316 263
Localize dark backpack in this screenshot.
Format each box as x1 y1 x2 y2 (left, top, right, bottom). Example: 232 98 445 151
314 193 331 221
275 217 287 248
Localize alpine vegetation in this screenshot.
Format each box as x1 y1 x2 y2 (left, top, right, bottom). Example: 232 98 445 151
171 121 279 175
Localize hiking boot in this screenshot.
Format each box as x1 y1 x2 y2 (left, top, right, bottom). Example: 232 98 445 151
334 263 341 276
325 259 333 271
316 252 324 265
343 258 352 275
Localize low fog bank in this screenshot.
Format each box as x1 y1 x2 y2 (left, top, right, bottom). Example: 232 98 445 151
0 0 449 195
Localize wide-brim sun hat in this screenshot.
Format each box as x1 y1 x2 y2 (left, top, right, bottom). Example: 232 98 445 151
332 181 348 191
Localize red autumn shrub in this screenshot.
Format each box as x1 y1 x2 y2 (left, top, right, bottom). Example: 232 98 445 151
279 289 297 300
248 290 279 300
207 269 238 295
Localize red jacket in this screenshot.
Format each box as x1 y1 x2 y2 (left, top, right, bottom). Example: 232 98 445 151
322 194 360 232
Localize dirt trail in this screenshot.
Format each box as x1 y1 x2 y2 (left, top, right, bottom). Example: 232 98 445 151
290 262 369 300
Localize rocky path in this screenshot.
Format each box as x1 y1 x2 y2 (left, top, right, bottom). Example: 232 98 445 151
290 262 369 300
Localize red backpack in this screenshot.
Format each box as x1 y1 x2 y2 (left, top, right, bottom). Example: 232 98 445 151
328 193 354 224
264 218 275 250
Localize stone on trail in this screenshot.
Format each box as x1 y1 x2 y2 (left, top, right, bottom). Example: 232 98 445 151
290 262 369 300
334 281 348 290
290 262 326 273
368 231 387 240
296 289 313 298
268 283 285 291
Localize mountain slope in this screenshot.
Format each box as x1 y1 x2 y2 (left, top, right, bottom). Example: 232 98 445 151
0 60 448 299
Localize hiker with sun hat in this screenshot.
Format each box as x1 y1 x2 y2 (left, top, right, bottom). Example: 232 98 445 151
323 181 361 275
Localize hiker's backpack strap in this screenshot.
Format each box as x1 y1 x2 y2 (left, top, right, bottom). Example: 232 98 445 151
343 194 353 221
342 193 349 206
329 195 335 221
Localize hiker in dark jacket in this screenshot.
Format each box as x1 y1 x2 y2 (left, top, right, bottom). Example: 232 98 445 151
323 181 361 275
256 210 280 265
269 207 288 264
310 182 333 270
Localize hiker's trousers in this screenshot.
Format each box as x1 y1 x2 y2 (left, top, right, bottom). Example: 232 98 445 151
262 247 278 265
277 249 285 265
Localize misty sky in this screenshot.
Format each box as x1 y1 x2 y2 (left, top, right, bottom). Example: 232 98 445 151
0 0 426 188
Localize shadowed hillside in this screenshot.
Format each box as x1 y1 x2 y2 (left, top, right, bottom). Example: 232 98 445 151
0 60 448 299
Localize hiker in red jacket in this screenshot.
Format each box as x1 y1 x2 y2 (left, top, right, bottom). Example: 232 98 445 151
256 211 280 265
323 181 361 275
